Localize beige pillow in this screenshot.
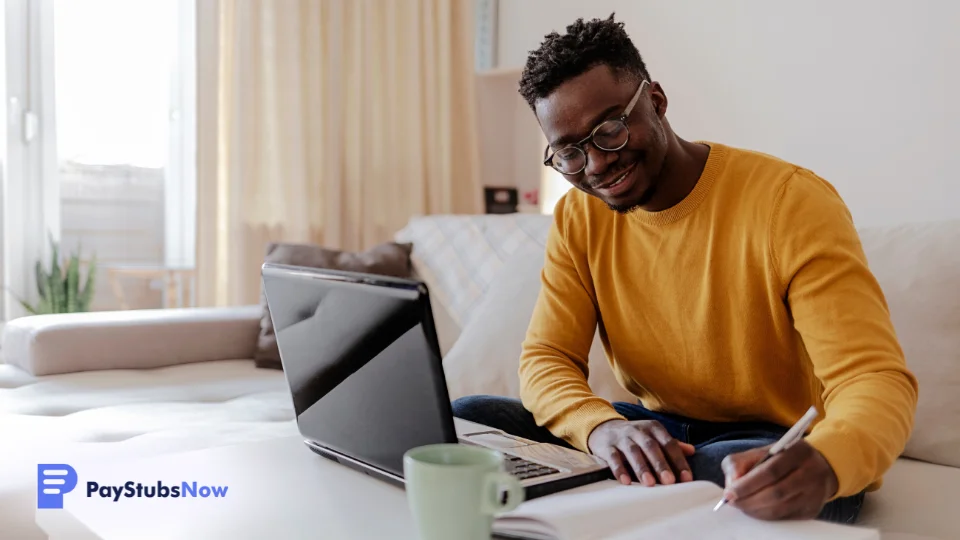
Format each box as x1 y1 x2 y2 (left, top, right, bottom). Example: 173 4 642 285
442 246 635 404
255 241 413 369
857 219 960 468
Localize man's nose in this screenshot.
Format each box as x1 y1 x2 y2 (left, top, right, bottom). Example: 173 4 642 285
583 144 618 177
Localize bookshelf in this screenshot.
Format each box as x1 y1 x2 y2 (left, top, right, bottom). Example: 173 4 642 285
475 67 549 213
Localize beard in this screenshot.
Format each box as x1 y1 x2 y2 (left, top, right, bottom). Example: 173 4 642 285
606 112 668 214
608 190 654 214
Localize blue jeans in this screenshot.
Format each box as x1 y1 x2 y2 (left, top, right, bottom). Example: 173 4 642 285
451 395 865 524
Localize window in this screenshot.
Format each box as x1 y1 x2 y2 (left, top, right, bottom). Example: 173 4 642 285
540 168 572 215
1 0 196 319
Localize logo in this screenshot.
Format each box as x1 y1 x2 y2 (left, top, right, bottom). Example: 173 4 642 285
37 463 229 508
38 464 79 509
86 480 229 501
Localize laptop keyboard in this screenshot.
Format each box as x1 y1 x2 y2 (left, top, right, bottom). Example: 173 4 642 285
504 454 560 480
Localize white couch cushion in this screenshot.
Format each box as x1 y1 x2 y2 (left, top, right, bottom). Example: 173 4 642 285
858 458 960 540
1 305 263 376
857 220 960 468
443 246 636 404
395 214 552 330
0 360 295 446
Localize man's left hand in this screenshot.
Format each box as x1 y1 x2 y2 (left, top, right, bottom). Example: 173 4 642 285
721 440 838 520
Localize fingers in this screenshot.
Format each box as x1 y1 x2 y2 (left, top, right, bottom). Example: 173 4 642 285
586 419 696 487
721 445 769 486
630 433 678 485
649 425 693 482
680 441 697 456
732 465 822 521
597 446 634 486
618 441 656 486
724 442 808 503
729 441 838 521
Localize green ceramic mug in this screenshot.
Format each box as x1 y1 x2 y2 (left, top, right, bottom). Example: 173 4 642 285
403 443 525 540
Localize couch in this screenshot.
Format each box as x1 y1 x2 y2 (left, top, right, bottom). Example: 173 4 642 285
2 214 958 540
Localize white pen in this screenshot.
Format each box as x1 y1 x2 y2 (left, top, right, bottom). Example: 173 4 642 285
713 405 820 512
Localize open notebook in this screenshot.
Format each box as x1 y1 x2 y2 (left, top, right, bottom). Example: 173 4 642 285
493 480 879 540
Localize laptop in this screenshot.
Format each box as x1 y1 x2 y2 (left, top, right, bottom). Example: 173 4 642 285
261 262 611 500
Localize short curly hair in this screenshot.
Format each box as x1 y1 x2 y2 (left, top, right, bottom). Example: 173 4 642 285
519 13 650 110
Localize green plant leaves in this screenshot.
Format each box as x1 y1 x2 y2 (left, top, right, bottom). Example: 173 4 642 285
78 253 97 312
12 233 97 315
35 260 48 299
48 236 63 313
66 253 80 313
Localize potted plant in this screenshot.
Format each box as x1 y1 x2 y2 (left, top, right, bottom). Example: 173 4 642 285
15 235 97 315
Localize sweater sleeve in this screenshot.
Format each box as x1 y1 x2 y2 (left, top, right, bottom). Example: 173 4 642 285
518 199 626 452
771 169 919 499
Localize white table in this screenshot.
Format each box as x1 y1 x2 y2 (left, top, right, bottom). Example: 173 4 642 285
32 435 886 540
35 436 419 540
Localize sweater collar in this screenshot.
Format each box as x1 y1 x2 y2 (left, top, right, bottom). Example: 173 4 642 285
627 141 727 227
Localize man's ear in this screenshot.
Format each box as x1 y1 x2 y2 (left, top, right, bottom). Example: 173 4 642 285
650 82 668 118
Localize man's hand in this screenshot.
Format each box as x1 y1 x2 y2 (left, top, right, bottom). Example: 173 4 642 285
721 440 839 520
587 419 696 486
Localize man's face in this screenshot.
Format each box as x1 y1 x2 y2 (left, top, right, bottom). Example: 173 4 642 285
535 64 668 213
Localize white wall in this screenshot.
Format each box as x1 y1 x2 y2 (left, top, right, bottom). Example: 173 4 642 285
476 69 544 198
497 1 960 227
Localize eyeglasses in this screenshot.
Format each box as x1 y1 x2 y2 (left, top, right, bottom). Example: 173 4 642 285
542 79 648 176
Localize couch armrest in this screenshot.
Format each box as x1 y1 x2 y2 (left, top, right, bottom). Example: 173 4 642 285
0 305 263 376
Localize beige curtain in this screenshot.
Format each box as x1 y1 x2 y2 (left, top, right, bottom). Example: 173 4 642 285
196 0 483 307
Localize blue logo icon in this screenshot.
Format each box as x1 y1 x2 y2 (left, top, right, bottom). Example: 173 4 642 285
38 464 78 509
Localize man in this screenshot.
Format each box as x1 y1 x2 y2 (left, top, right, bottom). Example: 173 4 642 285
452 14 918 524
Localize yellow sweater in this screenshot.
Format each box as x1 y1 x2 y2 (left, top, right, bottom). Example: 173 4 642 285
519 142 918 498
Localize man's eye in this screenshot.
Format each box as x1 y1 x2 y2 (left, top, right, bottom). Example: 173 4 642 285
596 120 625 137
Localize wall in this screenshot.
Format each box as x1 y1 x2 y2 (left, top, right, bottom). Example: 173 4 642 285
475 68 545 210
497 0 960 227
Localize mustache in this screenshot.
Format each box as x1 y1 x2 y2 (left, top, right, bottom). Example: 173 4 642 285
586 163 637 189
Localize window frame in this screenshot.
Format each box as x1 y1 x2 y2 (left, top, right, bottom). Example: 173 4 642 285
165 0 197 270
1 0 58 322
0 0 197 321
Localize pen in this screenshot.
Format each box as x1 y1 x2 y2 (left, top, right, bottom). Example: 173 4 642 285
712 405 820 512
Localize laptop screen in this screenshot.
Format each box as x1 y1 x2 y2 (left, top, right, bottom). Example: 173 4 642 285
262 264 458 478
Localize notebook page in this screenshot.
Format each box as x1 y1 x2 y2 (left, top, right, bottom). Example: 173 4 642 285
601 498 881 540
493 480 723 540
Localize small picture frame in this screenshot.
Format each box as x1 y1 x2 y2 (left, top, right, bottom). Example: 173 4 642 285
484 186 518 214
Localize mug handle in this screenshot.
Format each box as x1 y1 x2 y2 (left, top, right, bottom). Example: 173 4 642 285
480 472 525 515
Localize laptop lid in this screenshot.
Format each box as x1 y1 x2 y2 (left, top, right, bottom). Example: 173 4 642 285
261 263 458 479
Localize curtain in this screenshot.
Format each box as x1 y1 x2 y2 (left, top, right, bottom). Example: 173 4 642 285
196 0 483 307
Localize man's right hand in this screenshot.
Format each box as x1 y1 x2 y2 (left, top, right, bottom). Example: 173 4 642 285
587 419 696 486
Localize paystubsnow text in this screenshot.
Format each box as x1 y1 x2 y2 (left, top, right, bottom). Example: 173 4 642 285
87 481 229 502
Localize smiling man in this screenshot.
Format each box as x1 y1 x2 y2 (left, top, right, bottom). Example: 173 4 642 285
452 14 918 524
